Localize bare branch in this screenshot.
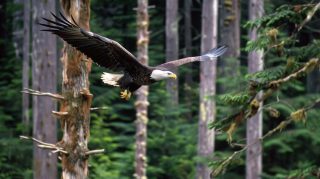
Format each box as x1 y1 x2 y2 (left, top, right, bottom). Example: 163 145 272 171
133 5 155 10
305 98 320 110
298 2 320 32
268 58 319 88
20 135 55 147
52 111 69 117
20 135 68 154
90 107 109 111
22 88 64 100
85 149 105 155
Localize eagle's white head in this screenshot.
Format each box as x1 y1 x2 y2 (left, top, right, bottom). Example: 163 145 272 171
150 69 177 81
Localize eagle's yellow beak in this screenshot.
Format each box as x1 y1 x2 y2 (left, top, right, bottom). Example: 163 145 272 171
169 73 177 79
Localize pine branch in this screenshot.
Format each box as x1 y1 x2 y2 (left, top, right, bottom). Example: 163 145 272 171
22 88 65 100
297 2 320 32
247 3 320 55
211 98 320 177
212 58 319 142
267 58 319 90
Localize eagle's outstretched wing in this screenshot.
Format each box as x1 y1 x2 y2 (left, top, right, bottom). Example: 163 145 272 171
40 12 150 74
157 46 228 69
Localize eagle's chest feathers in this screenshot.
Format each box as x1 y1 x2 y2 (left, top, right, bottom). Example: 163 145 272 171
122 72 152 86
132 74 153 85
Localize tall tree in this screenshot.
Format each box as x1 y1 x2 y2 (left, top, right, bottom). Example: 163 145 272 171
31 0 57 178
184 0 193 120
184 0 192 57
218 0 240 92
59 0 92 178
165 0 179 103
135 0 149 178
197 0 218 178
246 0 264 179
23 0 30 127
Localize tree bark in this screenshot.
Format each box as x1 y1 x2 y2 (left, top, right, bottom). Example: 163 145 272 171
59 0 92 178
31 0 57 178
184 0 192 57
135 0 149 178
218 0 241 92
23 0 30 128
197 0 218 178
184 0 193 120
246 0 264 179
165 0 179 104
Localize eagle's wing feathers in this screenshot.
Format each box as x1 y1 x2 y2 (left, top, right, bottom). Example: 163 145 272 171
157 45 228 69
40 13 150 74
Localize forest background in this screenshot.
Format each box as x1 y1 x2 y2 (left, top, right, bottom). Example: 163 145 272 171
0 0 320 178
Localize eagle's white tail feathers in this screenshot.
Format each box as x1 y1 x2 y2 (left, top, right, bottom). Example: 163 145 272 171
101 72 123 86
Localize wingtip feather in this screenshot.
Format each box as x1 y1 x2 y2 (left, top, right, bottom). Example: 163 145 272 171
201 45 228 59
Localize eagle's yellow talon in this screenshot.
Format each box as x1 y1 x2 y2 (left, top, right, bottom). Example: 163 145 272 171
120 90 127 98
120 90 131 100
126 91 131 100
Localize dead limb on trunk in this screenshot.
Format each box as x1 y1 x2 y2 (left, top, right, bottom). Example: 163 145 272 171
22 88 64 100
90 106 109 111
20 136 104 156
20 136 68 154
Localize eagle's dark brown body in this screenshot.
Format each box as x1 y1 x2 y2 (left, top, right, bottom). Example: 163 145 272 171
118 70 156 92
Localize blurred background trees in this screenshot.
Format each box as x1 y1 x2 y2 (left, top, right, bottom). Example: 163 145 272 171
0 0 319 178
31 0 57 178
246 0 264 178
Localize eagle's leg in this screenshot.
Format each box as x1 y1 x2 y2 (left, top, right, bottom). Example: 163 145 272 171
120 89 131 100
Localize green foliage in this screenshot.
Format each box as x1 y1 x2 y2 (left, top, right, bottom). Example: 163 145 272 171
211 1 320 177
0 1 32 178
219 92 250 106
246 66 286 86
147 83 197 179
88 1 198 179
244 4 308 29
1 0 320 178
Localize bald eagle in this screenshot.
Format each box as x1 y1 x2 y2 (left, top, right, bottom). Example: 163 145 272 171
40 13 227 100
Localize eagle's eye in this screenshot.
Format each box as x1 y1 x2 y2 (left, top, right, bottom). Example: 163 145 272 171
167 72 171 75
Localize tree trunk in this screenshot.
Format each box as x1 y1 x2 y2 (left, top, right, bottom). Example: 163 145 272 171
59 1 92 178
197 0 218 178
246 0 264 179
166 0 179 104
135 0 149 178
31 0 57 178
184 0 193 120
13 0 23 59
184 0 192 57
218 0 241 92
23 0 30 128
